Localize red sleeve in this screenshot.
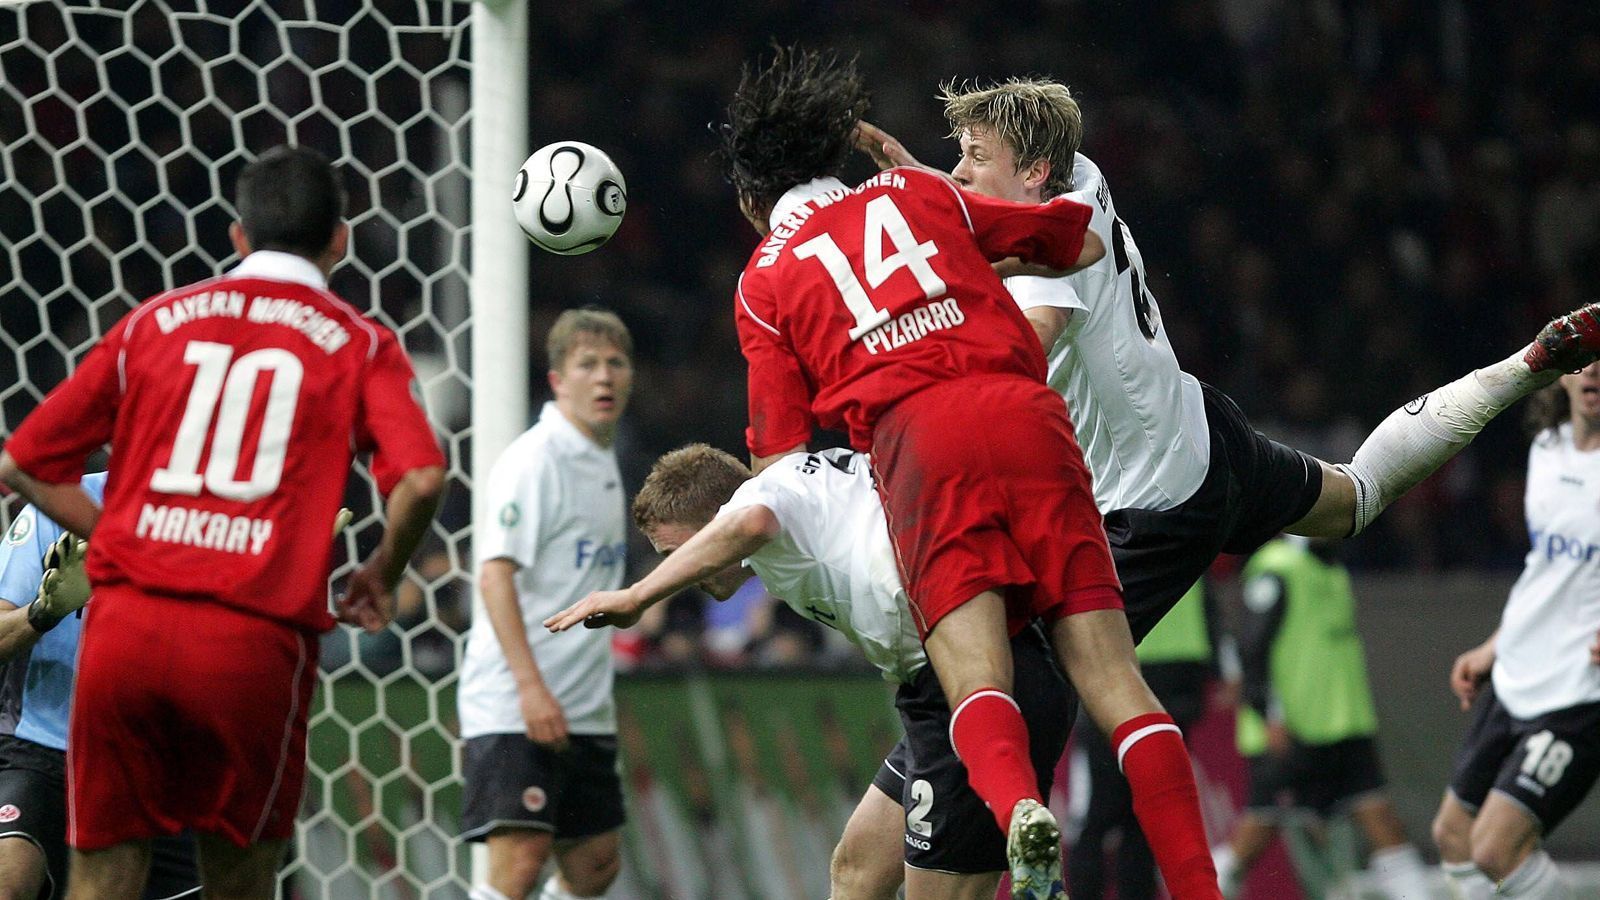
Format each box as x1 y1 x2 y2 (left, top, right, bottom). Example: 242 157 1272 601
909 169 1092 269
5 320 127 483
355 328 447 495
735 276 815 457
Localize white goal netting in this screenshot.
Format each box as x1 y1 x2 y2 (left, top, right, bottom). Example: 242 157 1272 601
0 2 475 896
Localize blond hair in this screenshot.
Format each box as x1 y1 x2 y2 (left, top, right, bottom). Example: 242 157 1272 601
633 444 752 532
546 307 633 371
940 77 1082 198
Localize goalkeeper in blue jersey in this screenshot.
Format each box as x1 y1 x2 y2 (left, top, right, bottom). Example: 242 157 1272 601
0 472 198 900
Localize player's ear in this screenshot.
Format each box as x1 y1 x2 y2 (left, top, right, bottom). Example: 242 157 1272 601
229 221 252 258
1023 158 1050 194
327 222 350 265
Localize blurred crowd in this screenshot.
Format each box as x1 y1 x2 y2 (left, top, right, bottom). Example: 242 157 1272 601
521 0 1600 667
6 0 1600 674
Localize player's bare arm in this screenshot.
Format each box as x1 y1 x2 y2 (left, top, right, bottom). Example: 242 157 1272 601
477 556 570 749
335 464 445 633
1021 306 1073 351
545 503 780 632
1450 630 1498 711
0 452 102 538
0 601 45 661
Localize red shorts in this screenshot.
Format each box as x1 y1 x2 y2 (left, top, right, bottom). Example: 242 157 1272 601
68 585 317 850
872 374 1122 638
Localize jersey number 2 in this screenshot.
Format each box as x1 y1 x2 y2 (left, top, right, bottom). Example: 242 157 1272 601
150 340 303 501
793 195 946 340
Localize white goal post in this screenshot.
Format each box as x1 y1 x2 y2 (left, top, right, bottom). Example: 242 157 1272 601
0 1 526 896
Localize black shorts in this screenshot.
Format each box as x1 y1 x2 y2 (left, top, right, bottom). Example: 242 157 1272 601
460 733 625 842
1449 686 1600 835
0 734 199 899
1108 384 1323 642
1244 736 1388 818
871 625 1077 874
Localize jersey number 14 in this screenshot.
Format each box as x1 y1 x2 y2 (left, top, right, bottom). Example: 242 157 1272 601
793 196 946 340
151 340 303 501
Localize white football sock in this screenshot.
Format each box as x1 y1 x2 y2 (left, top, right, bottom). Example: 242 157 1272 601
469 887 514 900
537 877 598 900
1212 844 1242 898
1441 861 1495 900
1497 850 1570 898
1341 350 1547 535
1369 844 1432 899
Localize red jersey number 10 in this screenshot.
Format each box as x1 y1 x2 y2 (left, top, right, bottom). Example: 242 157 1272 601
792 195 946 341
150 340 304 501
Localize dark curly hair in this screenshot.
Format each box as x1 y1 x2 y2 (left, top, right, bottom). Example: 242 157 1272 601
1524 381 1571 439
716 45 870 213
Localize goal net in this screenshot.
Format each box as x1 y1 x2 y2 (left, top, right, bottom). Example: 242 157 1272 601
1 2 476 896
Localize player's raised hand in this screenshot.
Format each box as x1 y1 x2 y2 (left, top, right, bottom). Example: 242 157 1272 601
544 588 644 632
1591 628 1600 666
1450 640 1496 711
29 533 90 633
853 120 945 179
335 561 396 633
519 682 570 751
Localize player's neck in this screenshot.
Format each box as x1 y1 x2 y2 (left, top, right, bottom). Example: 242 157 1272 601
555 404 616 448
1571 415 1600 451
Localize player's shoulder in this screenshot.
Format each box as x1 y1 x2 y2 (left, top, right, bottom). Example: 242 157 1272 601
1062 153 1112 218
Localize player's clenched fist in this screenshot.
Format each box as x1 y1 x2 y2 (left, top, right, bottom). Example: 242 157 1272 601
1451 639 1496 711
544 588 644 632
518 682 570 751
335 561 396 634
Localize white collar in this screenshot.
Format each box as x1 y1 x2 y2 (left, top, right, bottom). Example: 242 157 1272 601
538 401 610 453
229 250 329 290
768 176 849 231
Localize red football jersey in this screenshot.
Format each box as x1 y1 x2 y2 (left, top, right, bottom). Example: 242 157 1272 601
5 252 446 631
736 167 1094 456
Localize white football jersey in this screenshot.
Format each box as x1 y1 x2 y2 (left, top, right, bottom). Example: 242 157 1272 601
1492 423 1600 719
718 449 926 683
458 402 628 738
1005 153 1210 513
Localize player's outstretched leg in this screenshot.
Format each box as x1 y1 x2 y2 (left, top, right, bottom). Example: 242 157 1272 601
1299 302 1600 537
1007 798 1066 900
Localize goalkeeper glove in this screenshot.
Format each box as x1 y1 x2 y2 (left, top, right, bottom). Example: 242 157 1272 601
29 533 90 634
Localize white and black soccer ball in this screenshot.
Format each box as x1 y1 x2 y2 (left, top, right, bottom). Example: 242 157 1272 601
512 141 627 255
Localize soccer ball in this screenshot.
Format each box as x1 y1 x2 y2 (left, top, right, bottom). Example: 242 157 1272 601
512 141 627 255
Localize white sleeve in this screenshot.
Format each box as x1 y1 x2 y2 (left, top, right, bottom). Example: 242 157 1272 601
476 445 557 568
1005 273 1086 313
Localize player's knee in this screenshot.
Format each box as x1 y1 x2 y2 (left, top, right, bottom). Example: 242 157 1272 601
830 836 898 900
1469 834 1528 883
561 845 620 896
1431 809 1470 861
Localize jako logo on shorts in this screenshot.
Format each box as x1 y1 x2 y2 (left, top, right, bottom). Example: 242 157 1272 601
1529 529 1600 563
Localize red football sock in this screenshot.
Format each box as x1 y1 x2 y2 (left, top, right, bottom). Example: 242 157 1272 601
949 689 1041 835
1113 713 1221 900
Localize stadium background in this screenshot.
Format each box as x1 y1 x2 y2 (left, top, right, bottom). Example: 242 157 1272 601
3 0 1600 897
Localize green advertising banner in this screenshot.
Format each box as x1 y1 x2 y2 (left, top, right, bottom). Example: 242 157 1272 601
293 671 898 898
